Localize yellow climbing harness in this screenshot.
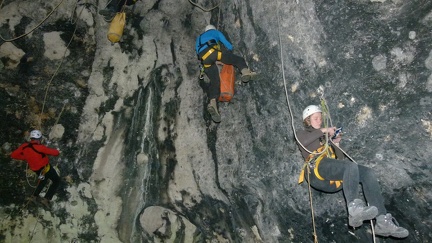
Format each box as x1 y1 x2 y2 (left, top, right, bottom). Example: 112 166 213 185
202 45 222 68
298 144 343 188
38 164 51 180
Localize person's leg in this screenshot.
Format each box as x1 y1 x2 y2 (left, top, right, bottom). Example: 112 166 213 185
99 0 120 20
318 158 358 203
358 165 386 214
44 166 60 200
204 64 220 100
357 165 409 238
114 0 128 12
33 168 48 197
220 51 256 82
220 51 247 70
318 158 377 227
203 53 221 122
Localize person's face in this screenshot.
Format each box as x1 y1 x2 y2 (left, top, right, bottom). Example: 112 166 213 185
309 112 322 129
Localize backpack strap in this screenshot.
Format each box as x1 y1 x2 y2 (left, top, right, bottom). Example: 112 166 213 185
197 34 218 54
23 143 46 158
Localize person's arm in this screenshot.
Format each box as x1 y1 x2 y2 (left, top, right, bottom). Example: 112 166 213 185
297 129 323 147
195 36 201 54
10 144 26 160
217 31 233 51
36 145 60 157
331 134 345 159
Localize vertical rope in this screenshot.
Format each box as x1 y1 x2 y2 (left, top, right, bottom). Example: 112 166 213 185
39 1 82 128
275 0 320 241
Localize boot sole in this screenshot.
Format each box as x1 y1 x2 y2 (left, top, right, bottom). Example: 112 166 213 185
207 106 221 123
375 229 409 238
241 74 257 83
241 75 251 83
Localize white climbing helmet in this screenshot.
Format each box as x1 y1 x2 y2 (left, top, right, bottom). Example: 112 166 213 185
205 24 216 32
30 130 42 139
302 105 322 120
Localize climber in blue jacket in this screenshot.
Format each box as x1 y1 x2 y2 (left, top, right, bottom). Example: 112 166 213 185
195 25 257 123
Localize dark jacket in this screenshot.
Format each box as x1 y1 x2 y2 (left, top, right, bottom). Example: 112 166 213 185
296 126 345 161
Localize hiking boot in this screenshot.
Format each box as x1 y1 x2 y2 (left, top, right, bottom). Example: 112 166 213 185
38 198 51 208
98 7 115 17
207 99 221 123
374 213 409 238
98 8 116 22
240 68 257 83
26 195 38 205
348 199 378 228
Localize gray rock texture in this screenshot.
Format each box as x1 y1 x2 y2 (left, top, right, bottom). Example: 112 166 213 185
1 0 431 242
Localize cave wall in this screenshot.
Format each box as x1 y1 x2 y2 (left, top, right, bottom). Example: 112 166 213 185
1 0 431 242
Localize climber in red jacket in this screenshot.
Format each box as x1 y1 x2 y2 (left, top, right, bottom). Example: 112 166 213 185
10 130 60 207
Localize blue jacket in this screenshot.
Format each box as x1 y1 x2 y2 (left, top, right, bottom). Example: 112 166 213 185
195 29 233 55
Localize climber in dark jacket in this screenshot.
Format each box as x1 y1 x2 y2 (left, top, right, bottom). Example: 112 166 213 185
10 130 60 207
195 25 256 123
99 0 137 21
296 105 408 238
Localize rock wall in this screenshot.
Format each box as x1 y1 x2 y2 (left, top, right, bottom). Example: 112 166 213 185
1 0 431 242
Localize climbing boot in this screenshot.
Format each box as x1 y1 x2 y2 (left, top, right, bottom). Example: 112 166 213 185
26 195 38 205
240 68 257 83
374 214 409 238
98 7 115 17
207 99 221 123
38 197 51 208
98 8 116 22
348 199 378 228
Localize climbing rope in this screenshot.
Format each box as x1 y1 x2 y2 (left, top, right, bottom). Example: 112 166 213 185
39 3 81 127
276 1 378 241
275 1 370 242
25 164 38 188
0 0 65 42
21 3 82 238
274 1 318 242
217 2 222 29
188 0 222 12
31 0 83 191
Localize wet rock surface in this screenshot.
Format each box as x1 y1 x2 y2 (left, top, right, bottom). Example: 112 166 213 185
1 0 431 242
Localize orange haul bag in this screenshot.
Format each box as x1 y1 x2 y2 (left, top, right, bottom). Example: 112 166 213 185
218 64 235 102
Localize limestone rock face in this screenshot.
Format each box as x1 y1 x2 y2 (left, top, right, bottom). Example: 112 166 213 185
1 0 432 242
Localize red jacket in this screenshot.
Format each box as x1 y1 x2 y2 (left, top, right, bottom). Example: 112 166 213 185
10 140 60 171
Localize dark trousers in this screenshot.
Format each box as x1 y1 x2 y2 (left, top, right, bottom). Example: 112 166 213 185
200 48 248 100
107 0 135 12
34 164 60 200
307 158 387 215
